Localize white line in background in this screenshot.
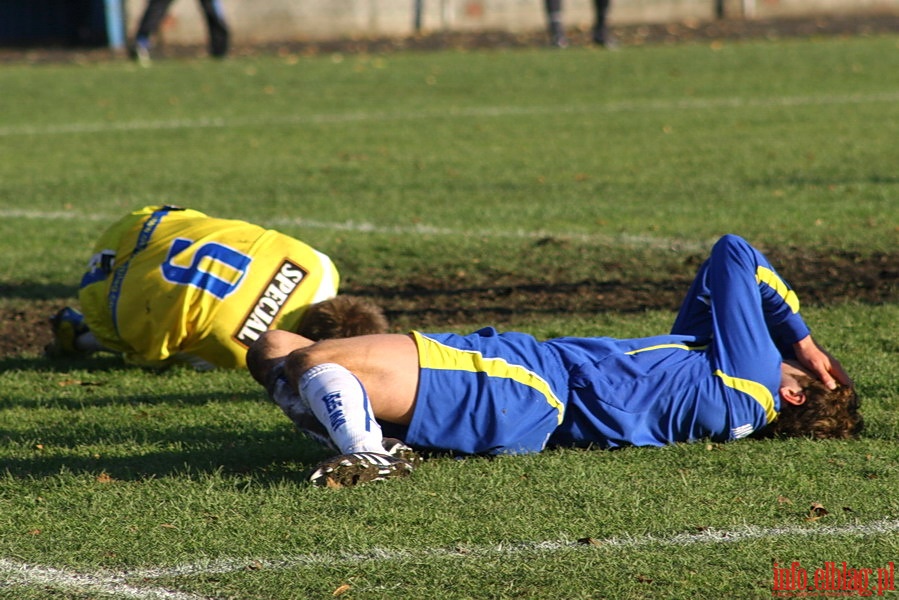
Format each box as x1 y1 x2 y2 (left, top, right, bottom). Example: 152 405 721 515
0 208 710 251
1 91 897 137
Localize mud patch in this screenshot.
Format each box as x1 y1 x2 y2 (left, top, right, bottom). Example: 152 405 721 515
366 248 899 331
6 250 894 359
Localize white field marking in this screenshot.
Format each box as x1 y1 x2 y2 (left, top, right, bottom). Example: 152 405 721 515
0 558 211 600
1 91 898 138
0 208 712 251
3 519 897 598
125 518 899 580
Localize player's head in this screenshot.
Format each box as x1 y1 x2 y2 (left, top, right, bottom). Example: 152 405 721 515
767 376 863 439
295 296 389 341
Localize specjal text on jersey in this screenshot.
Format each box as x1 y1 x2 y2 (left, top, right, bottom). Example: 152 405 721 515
234 260 306 346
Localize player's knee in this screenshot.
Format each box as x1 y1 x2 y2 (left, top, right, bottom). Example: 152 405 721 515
246 330 296 384
712 233 755 266
714 233 748 252
284 337 364 388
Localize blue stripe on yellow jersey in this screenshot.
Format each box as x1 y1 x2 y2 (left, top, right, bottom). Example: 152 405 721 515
79 206 339 369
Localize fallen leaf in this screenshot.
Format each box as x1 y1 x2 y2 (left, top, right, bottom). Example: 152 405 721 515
577 537 601 546
96 473 114 484
333 584 351 596
806 502 829 521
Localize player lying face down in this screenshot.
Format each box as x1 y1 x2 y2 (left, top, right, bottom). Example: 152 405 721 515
47 206 388 370
247 235 862 487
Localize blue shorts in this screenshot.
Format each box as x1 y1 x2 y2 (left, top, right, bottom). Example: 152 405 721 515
403 328 569 455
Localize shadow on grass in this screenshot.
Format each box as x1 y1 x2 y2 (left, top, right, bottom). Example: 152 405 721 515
0 356 332 486
0 414 331 486
0 354 127 375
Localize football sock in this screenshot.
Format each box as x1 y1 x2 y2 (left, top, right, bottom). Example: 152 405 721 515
299 363 384 455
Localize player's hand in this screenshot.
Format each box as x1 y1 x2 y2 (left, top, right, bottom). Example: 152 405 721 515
793 335 852 390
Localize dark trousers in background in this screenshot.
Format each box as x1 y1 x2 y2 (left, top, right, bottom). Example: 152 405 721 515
135 0 229 57
544 0 612 46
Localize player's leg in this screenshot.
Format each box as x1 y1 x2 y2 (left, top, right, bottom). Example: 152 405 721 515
248 331 420 486
132 0 175 62
544 0 569 47
283 334 419 447
592 0 616 47
198 0 229 57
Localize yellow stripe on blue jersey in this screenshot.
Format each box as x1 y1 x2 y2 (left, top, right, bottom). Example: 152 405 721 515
79 206 339 369
625 343 707 355
413 331 565 425
714 369 777 423
756 266 800 314
623 341 775 424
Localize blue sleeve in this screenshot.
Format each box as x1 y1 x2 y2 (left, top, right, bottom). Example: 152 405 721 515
672 235 813 430
671 235 810 354
709 234 814 393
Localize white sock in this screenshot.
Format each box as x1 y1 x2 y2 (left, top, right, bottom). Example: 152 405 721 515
299 363 384 455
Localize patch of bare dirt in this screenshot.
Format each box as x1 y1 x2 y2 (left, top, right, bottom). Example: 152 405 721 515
369 249 899 331
6 249 894 359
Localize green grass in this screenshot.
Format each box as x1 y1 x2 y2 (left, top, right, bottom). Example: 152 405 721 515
0 33 898 599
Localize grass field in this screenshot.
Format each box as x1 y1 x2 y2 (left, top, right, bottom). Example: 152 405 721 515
0 29 898 599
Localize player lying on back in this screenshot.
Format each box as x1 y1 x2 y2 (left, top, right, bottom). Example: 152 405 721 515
245 234 862 487
47 205 387 370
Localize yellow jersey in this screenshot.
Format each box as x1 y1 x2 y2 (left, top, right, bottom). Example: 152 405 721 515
78 206 339 369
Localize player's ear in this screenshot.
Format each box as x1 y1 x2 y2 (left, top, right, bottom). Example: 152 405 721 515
779 386 806 406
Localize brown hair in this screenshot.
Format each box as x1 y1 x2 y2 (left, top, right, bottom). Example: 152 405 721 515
764 378 863 440
295 296 389 341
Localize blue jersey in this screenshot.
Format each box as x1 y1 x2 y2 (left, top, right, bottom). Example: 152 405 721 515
403 235 810 454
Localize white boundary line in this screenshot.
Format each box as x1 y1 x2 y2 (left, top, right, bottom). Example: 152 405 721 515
0 208 710 251
1 91 897 137
3 519 898 599
0 558 208 600
130 518 899 579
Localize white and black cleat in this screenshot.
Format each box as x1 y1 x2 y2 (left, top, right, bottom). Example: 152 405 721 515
309 452 414 488
381 438 422 467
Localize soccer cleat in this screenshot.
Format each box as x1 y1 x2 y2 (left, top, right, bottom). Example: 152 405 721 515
382 437 422 467
45 307 90 358
309 452 414 488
